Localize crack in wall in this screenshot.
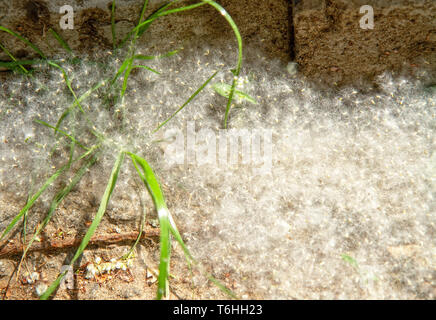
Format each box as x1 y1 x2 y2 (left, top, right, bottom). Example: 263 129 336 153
288 0 296 61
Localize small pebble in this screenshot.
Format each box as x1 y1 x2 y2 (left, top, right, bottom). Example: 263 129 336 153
26 272 40 284
0 261 5 275
35 283 48 297
286 62 298 76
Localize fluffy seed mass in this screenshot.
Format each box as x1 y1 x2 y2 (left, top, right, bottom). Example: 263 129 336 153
0 42 435 299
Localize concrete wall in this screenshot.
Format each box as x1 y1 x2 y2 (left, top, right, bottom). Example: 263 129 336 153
0 0 290 60
292 0 436 84
0 0 435 84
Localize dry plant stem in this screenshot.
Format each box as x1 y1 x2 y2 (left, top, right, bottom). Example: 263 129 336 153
0 229 160 258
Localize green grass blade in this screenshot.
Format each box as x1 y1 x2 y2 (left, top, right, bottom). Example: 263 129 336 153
121 62 133 97
128 153 166 210
154 71 218 132
132 2 207 38
49 28 73 54
134 1 177 40
117 0 150 98
0 25 46 59
0 59 42 68
20 154 98 265
0 43 29 74
116 1 188 100
128 153 236 299
117 1 177 47
138 0 149 23
21 197 29 246
47 61 85 113
67 139 75 170
55 79 106 134
0 147 98 241
154 2 206 19
128 0 243 128
118 1 203 45
40 151 124 300
71 151 124 263
208 275 238 299
111 0 117 49
123 202 147 259
212 82 257 104
111 58 130 85
115 49 178 97
341 254 359 270
128 152 194 298
129 153 170 298
125 0 150 43
34 119 90 150
39 269 69 299
48 61 104 139
157 215 170 299
0 172 63 242
131 64 160 74
133 49 178 61
199 0 243 128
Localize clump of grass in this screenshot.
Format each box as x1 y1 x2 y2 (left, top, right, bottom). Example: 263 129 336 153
0 0 243 299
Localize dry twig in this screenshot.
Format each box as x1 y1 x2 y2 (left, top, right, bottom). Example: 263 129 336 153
0 228 160 258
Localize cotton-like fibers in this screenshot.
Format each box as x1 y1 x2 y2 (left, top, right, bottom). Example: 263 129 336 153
0 42 434 299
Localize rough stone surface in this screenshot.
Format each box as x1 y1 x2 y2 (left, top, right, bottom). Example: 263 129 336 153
1 1 434 83
0 0 290 61
292 0 436 84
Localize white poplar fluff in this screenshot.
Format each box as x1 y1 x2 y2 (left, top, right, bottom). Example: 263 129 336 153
0 42 434 299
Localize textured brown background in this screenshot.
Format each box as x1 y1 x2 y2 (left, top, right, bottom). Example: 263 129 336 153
1 0 435 84
293 0 436 84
